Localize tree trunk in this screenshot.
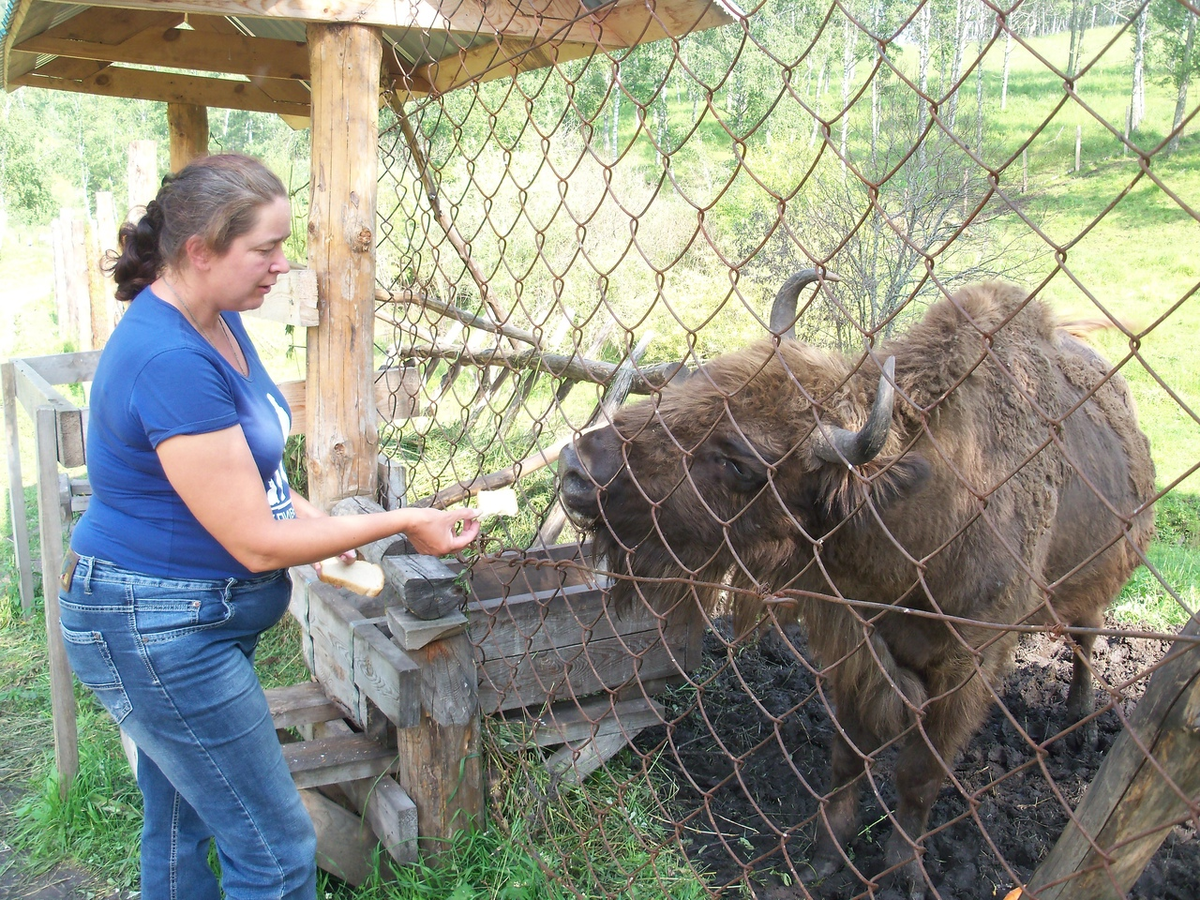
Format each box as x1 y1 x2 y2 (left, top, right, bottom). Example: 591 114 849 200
1001 28 1013 110
1131 8 1147 130
1168 10 1196 153
918 3 931 167
948 0 968 129
1067 0 1087 77
841 13 858 175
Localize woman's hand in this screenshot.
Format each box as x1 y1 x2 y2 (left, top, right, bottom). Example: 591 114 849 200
399 508 481 556
157 425 481 571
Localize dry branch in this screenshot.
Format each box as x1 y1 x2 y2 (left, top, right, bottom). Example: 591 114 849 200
376 288 540 348
376 342 686 396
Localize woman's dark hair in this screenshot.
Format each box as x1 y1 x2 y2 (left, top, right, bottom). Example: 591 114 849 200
104 154 288 303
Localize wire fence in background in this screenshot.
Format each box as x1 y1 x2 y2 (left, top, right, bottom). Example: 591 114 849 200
368 1 1198 897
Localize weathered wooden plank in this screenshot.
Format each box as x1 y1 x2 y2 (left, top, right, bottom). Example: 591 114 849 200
283 734 397 790
1 362 36 614
504 696 665 749
477 622 695 714
545 730 635 785
469 581 649 660
18 27 311 81
381 553 464 620
17 68 312 118
36 406 78 793
298 788 378 886
292 566 421 727
386 606 468 651
11 359 86 468
242 268 319 327
352 616 421 729
265 682 345 730
314 718 418 866
1024 617 1200 900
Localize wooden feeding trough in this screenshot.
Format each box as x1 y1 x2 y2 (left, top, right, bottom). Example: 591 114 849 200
283 497 706 878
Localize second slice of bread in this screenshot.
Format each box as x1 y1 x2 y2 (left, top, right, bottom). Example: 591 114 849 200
317 558 386 597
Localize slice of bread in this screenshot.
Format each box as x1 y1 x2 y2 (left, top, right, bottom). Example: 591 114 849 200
317 557 386 597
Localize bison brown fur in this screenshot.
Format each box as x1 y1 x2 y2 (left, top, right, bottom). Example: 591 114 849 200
558 280 1155 899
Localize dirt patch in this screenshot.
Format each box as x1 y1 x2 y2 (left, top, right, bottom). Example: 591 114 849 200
0 788 126 900
636 619 1199 899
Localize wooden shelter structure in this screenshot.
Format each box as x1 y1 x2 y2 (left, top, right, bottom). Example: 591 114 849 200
0 0 737 507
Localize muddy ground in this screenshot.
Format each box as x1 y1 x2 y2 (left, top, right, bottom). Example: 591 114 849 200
634 619 1199 900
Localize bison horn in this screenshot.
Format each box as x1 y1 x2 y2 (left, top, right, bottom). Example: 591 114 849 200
816 356 896 467
769 268 841 339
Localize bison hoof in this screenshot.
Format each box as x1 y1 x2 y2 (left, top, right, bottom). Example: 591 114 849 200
799 854 842 885
1067 717 1099 753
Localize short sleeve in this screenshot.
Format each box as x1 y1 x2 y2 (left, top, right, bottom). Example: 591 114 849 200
130 348 240 446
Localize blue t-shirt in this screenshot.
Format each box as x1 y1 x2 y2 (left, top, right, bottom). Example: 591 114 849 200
71 287 296 579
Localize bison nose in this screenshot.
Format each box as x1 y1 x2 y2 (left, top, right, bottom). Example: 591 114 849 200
558 441 603 523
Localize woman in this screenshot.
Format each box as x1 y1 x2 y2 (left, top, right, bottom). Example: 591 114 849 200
58 154 479 900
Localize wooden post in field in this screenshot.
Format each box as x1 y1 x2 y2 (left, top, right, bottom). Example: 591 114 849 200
1024 616 1200 900
126 140 158 223
305 24 381 509
92 191 120 344
53 210 93 350
167 103 209 172
1074 126 1082 173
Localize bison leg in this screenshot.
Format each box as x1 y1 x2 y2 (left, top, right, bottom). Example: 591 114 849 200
1066 625 1100 750
802 721 880 885
884 675 994 900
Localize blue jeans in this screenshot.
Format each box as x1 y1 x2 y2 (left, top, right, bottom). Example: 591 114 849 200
58 555 317 900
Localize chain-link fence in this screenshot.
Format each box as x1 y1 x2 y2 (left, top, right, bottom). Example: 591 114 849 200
370 1 1197 897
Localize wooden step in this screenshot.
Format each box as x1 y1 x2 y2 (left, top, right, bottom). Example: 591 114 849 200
283 734 397 790
265 681 346 730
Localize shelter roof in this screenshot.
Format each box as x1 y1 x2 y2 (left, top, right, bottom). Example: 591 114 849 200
0 0 738 119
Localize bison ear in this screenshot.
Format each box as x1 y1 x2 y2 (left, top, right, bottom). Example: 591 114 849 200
861 453 932 510
807 452 932 525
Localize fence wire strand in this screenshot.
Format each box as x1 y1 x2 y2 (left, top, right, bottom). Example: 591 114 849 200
370 1 1198 897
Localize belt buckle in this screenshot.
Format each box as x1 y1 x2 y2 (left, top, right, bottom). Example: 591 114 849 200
60 549 81 592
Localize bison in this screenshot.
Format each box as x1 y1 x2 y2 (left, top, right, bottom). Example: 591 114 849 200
558 275 1155 899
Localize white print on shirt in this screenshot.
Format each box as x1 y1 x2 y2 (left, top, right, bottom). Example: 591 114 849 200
265 394 296 520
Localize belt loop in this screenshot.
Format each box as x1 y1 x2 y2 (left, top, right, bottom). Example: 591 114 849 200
82 556 95 595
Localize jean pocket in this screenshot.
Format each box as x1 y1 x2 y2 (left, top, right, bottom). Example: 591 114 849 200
60 626 133 725
134 584 233 644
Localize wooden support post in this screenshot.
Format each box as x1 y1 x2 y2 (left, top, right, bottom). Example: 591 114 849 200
305 23 382 509
299 788 379 886
392 632 484 860
36 405 79 794
1 362 35 614
167 102 209 172
1024 616 1200 900
93 191 120 343
126 140 158 222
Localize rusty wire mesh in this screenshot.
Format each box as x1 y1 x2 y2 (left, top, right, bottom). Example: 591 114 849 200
370 1 1198 898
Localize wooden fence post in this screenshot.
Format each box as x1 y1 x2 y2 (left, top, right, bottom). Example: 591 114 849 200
1 361 36 614
1024 616 1200 899
36 404 79 795
305 23 382 509
126 140 158 223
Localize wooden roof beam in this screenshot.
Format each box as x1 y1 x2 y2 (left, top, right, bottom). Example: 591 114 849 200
16 67 310 117
15 26 311 81
39 0 469 32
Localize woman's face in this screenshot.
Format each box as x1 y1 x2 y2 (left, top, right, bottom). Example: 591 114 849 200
208 196 292 311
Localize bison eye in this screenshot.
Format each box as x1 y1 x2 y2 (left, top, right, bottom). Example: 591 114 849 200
721 456 759 485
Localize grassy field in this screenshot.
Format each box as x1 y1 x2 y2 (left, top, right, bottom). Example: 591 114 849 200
1 18 1198 900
